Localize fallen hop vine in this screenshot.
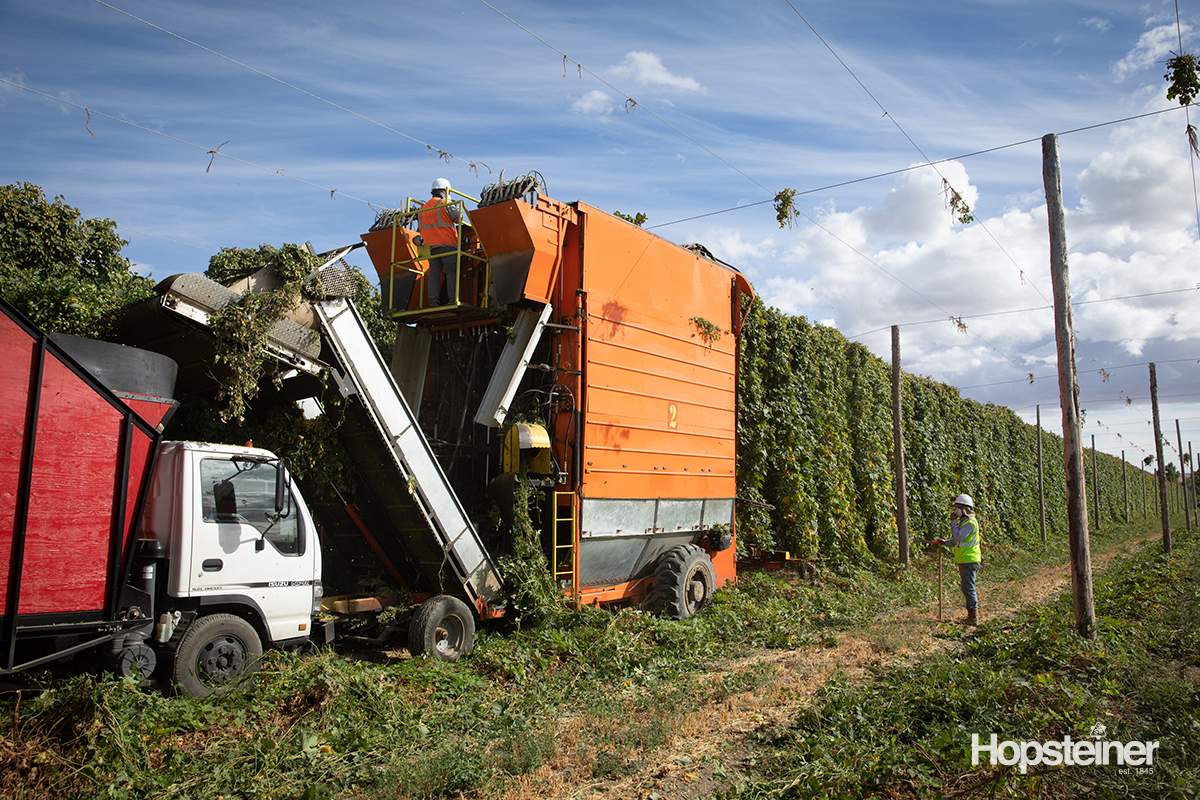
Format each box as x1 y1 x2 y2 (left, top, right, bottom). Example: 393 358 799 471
690 315 726 347
1165 50 1200 157
207 243 318 422
773 188 799 228
497 475 563 627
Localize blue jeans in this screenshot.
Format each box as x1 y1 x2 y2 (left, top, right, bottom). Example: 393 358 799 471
958 562 980 611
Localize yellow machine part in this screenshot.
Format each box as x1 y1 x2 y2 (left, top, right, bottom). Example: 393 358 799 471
502 422 552 475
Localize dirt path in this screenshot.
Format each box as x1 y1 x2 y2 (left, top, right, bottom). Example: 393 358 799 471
500 531 1161 800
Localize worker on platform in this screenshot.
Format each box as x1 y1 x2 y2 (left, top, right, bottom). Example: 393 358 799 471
419 178 461 307
936 494 982 625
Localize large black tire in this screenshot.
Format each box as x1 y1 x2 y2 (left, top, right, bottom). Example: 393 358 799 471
172 614 263 698
408 595 475 661
644 544 716 620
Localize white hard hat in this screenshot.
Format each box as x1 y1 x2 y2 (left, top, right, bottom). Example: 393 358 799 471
431 178 451 194
954 494 974 508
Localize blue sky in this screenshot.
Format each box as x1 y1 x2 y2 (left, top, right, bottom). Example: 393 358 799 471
2 0 1199 474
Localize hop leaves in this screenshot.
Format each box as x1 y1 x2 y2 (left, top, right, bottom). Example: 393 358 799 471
1165 51 1200 107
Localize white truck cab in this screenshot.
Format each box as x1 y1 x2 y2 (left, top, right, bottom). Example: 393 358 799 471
141 441 323 693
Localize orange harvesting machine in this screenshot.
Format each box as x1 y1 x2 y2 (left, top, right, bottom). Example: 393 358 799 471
359 177 754 618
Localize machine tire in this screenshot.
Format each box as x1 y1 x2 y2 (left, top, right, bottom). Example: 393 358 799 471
644 544 716 620
172 614 263 698
408 595 475 661
115 643 157 683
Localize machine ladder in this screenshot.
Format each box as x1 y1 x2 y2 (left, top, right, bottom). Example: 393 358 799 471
552 491 578 602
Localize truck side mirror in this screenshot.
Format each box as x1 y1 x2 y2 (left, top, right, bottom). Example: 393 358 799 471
274 459 291 517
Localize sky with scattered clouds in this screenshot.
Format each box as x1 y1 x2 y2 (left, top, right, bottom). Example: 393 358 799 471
1 0 1198 473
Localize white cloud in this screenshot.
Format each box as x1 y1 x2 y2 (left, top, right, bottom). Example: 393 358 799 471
1080 17 1112 33
1112 22 1188 81
701 227 777 265
607 52 703 93
571 90 615 116
0 69 26 91
737 110 1200 397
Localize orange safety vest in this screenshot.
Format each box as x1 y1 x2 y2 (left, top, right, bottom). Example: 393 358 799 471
418 196 458 248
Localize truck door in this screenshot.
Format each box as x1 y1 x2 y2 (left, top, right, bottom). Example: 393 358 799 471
189 457 316 642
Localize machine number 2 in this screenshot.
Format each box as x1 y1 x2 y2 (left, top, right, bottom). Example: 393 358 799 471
668 403 678 429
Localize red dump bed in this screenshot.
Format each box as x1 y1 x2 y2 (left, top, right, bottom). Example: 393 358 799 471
0 303 173 621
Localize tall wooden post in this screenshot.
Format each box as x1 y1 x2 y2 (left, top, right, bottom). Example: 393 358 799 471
1091 434 1100 530
1178 420 1191 533
1043 133 1095 638
1122 451 1129 524
891 326 909 566
1141 465 1147 519
1150 363 1171 553
1037 405 1046 543
1190 442 1197 516
1155 470 1161 517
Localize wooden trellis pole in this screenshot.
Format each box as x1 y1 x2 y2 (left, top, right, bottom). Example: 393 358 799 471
1150 363 1171 553
891 325 909 566
1043 132 1095 638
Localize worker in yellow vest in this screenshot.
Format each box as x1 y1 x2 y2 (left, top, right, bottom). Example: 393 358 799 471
418 178 461 307
936 494 981 625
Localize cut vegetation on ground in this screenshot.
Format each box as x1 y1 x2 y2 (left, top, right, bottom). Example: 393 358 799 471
2 518 1194 800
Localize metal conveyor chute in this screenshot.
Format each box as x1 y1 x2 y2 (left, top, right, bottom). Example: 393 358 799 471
313 297 503 608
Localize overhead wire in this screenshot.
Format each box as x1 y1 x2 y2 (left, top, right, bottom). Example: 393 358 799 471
0 78 374 205
466 3 1033 361
847 285 1200 339
769 0 1196 452
647 108 1181 230
91 0 491 176
475 0 1022 365
780 0 1052 306
114 226 217 252
473 0 770 194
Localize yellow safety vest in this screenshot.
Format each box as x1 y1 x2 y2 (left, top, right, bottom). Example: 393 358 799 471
951 515 981 564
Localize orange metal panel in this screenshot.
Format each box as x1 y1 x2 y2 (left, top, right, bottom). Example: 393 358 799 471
360 226 422 281
470 196 576 305
573 206 741 502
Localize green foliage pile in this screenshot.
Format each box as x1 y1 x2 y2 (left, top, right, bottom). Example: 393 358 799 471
737 304 1161 566
203 243 395 423
0 564 906 800
496 480 564 627
159 244 397 501
716 528 1200 799
0 182 154 337
206 243 319 422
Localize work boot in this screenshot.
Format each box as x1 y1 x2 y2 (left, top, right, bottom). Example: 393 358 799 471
965 609 978 626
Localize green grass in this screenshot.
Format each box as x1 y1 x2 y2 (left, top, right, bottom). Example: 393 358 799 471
0 519 1177 799
706 526 1200 799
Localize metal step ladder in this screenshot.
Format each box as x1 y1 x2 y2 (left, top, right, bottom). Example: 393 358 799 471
552 491 578 602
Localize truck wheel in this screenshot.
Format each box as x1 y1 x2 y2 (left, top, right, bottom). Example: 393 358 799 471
408 595 475 661
172 614 263 698
644 544 716 620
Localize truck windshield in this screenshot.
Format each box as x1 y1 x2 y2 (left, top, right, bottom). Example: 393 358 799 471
200 459 304 555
